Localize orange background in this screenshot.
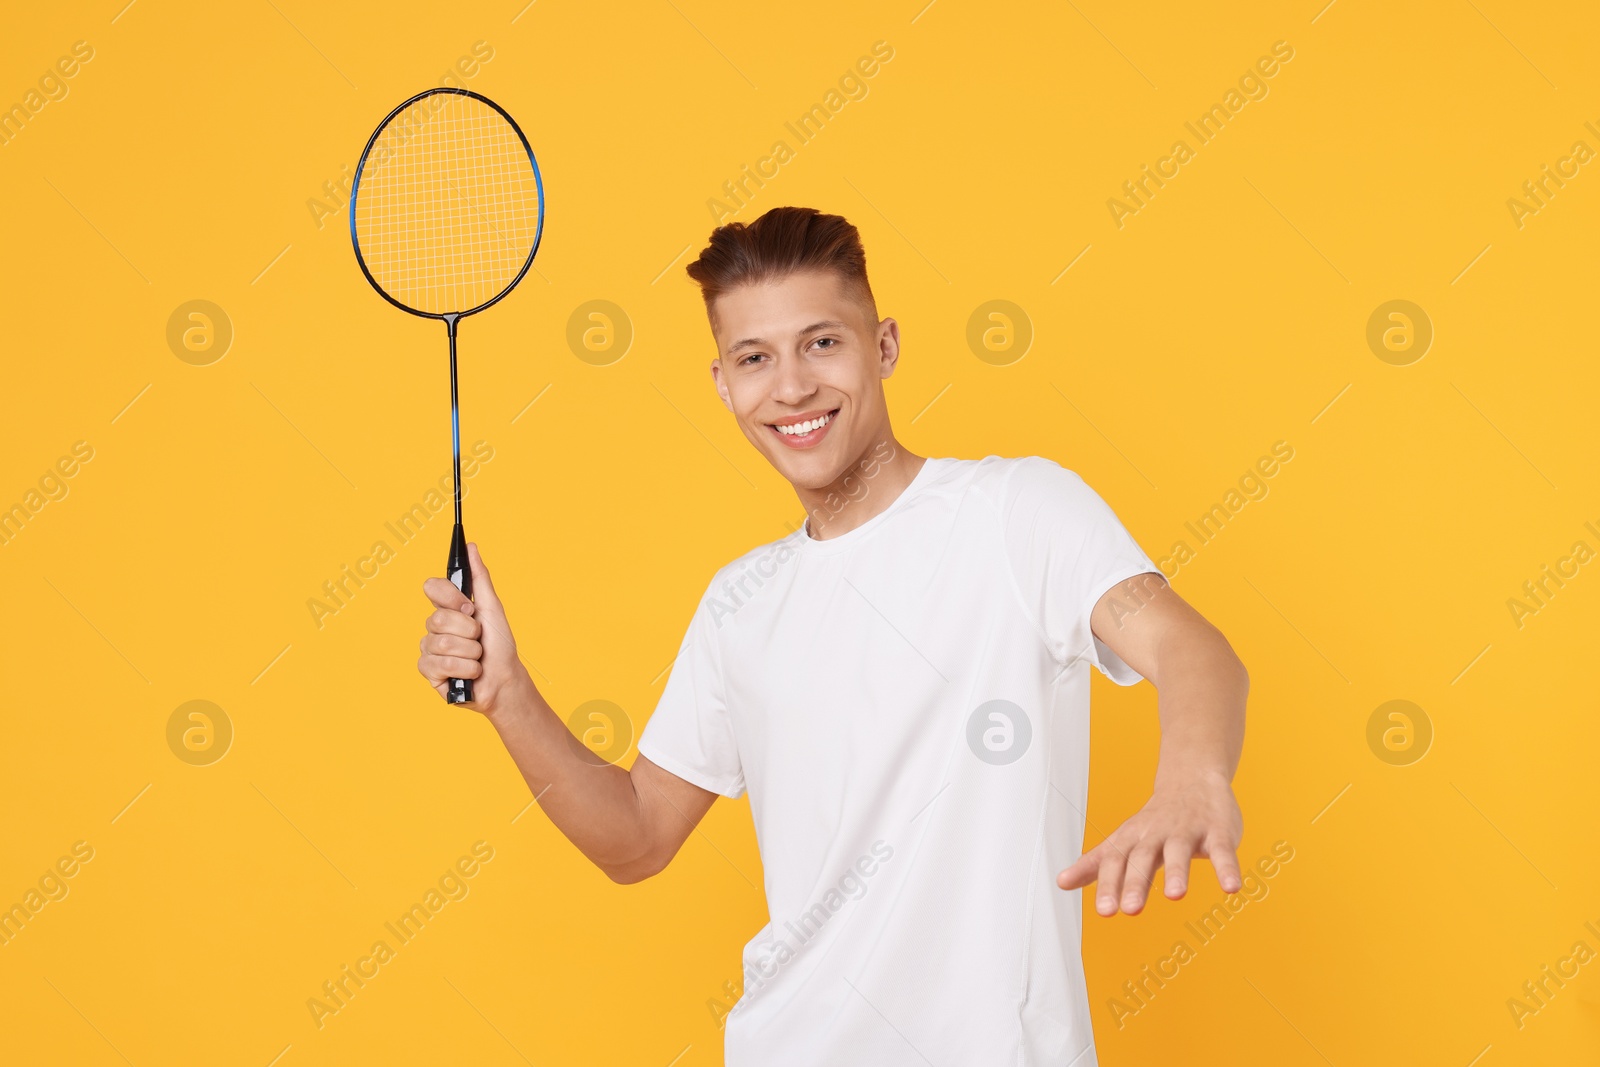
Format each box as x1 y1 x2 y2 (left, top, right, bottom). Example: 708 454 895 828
1 1 1596 1064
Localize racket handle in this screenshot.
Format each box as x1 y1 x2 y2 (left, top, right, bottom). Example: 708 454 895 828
446 523 474 704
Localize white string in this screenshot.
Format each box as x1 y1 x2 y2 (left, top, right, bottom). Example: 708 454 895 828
354 93 539 315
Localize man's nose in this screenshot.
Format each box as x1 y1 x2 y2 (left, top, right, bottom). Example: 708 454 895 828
771 355 816 406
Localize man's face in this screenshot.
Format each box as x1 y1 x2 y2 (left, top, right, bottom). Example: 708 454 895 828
709 270 899 490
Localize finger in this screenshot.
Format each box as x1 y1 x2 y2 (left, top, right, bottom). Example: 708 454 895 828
418 654 483 684
1205 837 1244 894
424 607 481 640
1161 838 1195 900
424 576 471 612
421 633 482 660
1094 845 1128 917
1057 845 1103 892
466 543 503 612
1121 842 1163 915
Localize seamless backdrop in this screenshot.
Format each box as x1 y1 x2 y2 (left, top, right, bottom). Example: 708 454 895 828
1 1 1597 1065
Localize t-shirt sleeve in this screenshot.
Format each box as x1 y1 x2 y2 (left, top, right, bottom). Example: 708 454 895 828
996 457 1162 685
635 579 746 799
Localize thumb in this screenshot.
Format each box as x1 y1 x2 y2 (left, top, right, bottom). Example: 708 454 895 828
1057 847 1102 891
465 542 504 615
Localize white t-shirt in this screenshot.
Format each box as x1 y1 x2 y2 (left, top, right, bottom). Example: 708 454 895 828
637 455 1160 1067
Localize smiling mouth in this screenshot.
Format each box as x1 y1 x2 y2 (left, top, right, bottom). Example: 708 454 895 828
768 408 839 448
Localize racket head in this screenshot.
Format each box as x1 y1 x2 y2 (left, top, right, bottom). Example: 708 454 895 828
350 88 545 320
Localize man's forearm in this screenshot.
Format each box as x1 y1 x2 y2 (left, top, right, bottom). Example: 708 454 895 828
483 672 659 878
1149 625 1248 788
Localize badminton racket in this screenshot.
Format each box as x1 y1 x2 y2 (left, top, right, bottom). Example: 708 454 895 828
350 87 545 704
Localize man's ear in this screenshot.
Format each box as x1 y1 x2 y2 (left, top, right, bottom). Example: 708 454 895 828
710 357 734 412
877 317 902 379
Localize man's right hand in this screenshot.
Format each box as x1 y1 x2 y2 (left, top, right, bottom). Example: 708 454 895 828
419 542 528 718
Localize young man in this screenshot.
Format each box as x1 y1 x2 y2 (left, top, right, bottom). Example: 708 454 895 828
417 207 1247 1065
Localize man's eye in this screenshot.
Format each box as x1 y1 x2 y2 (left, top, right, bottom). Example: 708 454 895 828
815 338 838 350
740 353 767 365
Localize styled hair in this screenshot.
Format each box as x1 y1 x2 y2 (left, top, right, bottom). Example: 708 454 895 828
686 206 876 321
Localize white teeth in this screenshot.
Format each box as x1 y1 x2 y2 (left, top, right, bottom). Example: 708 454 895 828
775 412 834 436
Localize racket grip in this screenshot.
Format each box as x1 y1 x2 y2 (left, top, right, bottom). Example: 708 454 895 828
446 523 474 705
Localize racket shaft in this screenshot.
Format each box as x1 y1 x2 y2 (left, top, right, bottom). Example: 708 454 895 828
446 522 473 704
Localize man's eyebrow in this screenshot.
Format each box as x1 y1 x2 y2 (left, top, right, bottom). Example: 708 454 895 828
726 321 849 357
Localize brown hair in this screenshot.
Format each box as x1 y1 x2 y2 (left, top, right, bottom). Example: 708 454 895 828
686 206 876 322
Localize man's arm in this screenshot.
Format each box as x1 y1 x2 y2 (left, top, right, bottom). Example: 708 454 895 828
418 543 717 883
1056 572 1248 915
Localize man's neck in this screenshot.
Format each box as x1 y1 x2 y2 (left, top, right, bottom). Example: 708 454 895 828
796 438 927 541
